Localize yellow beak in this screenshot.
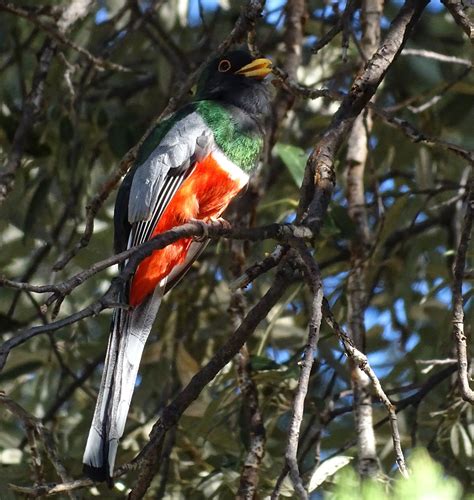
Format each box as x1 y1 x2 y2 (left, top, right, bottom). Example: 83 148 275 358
235 58 272 79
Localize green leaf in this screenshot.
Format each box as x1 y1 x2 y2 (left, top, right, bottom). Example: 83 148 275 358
59 116 74 141
96 108 109 128
249 355 280 371
23 176 51 240
320 212 340 238
108 123 133 158
308 455 353 492
0 313 23 334
451 422 460 456
394 449 463 500
274 143 307 187
0 361 43 383
329 205 357 238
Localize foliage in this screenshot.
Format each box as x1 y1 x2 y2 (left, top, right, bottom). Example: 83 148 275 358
326 449 466 500
0 0 472 498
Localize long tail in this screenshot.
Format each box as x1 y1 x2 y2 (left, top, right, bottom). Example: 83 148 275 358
83 285 164 483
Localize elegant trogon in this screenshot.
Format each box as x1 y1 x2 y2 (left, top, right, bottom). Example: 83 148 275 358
82 50 272 482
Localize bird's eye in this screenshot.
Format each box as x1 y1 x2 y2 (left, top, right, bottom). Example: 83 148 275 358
218 59 232 73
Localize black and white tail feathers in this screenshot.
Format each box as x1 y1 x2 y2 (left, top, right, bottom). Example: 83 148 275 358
82 285 164 483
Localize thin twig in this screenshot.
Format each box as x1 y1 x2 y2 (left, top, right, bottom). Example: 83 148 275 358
322 299 409 477
452 176 474 403
0 1 130 72
0 394 78 499
283 244 324 499
229 245 288 291
401 48 472 66
312 0 359 54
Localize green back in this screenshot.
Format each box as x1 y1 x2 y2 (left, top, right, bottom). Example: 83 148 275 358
136 101 262 172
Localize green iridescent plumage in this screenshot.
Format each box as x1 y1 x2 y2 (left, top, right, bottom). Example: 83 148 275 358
194 100 262 171
136 101 262 172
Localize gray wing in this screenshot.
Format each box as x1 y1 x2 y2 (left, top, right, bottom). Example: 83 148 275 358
128 112 213 223
114 112 214 258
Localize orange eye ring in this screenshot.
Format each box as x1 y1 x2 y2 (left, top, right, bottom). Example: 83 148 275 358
218 59 231 73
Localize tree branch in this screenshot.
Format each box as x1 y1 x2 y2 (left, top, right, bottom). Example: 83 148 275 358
297 0 430 231
441 0 474 41
283 244 324 499
0 220 313 372
322 299 409 477
452 176 474 403
0 0 94 204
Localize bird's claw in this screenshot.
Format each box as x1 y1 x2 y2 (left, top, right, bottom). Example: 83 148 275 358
191 218 232 242
213 217 232 230
191 219 209 242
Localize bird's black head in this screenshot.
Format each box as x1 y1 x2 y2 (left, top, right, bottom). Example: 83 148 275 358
196 50 272 122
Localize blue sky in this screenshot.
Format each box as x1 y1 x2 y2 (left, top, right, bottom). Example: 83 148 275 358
97 0 446 30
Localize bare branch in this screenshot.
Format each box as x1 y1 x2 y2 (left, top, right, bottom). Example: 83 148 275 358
401 48 472 66
0 1 130 72
298 0 431 231
0 221 311 302
452 176 474 403
271 79 474 164
322 300 409 477
8 479 92 498
283 244 324 499
371 104 474 164
441 0 474 41
343 0 382 477
0 220 313 372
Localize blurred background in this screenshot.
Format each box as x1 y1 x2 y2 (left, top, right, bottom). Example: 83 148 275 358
0 0 472 497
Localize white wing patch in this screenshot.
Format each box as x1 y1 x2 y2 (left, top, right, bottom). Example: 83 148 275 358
212 149 249 189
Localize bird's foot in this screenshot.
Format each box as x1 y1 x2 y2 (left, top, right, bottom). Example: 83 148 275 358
212 217 232 231
190 219 210 242
190 218 232 242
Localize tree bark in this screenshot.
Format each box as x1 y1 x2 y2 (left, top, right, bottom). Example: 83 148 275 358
345 0 384 478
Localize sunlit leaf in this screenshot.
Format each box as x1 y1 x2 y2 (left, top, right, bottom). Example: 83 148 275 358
274 143 307 187
308 455 353 492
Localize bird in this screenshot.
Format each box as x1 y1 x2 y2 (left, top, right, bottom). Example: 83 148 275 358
82 50 272 483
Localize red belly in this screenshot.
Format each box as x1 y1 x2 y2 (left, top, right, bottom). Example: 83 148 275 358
129 154 244 306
